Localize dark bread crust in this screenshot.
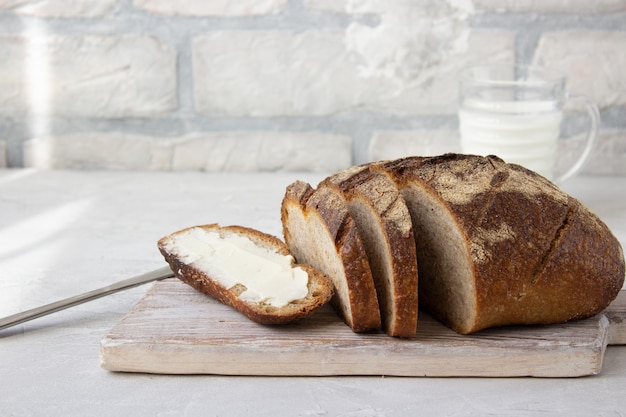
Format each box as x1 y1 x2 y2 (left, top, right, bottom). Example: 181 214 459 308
158 224 335 325
281 180 381 332
376 154 625 334
320 165 419 338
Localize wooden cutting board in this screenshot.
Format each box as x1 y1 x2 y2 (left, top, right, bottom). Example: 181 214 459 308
100 279 626 377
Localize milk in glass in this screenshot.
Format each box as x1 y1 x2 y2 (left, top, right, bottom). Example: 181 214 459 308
458 65 598 183
459 99 563 179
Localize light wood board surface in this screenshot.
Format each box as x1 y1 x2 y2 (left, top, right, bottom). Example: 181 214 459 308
100 279 626 377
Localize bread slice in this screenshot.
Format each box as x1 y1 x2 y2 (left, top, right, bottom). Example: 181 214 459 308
158 224 334 325
373 154 625 334
319 165 419 338
281 180 382 333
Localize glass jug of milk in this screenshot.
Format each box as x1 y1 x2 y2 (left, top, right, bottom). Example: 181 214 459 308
458 65 599 183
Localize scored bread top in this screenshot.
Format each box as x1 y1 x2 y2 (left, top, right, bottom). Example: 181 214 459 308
281 180 382 333
320 164 419 338
158 223 334 325
374 154 625 334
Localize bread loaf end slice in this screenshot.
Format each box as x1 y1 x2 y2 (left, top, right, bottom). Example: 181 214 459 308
158 224 334 325
320 165 419 338
281 180 382 333
374 154 625 334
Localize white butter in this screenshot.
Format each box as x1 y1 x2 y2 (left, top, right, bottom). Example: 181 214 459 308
169 227 309 307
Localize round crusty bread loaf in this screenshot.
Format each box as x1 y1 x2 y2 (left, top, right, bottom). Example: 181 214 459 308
373 154 625 334
281 180 382 333
158 224 335 325
320 164 419 338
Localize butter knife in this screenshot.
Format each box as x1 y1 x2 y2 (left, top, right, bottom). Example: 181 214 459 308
0 266 174 331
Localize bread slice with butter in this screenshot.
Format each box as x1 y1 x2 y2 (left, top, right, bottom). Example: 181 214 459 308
158 224 334 325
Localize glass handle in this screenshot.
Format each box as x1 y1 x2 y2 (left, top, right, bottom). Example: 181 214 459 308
555 96 600 184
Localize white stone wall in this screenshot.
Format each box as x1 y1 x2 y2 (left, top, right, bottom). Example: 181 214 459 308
0 0 625 173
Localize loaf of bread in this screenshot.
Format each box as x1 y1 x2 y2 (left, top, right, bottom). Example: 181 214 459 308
158 154 624 336
371 154 625 334
158 224 334 325
319 165 419 338
281 180 382 332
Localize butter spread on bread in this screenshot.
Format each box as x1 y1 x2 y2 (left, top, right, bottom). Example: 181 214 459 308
161 227 309 307
158 224 334 325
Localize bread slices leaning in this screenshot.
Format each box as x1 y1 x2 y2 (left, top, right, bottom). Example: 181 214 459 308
373 154 625 334
320 165 419 338
158 224 334 325
281 180 382 333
